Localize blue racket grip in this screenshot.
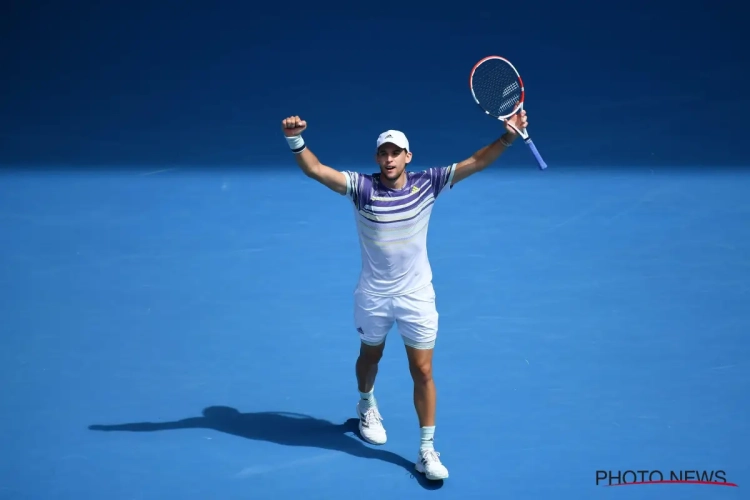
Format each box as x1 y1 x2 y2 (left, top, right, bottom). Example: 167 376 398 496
524 138 547 170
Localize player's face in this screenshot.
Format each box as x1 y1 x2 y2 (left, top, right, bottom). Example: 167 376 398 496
375 143 412 181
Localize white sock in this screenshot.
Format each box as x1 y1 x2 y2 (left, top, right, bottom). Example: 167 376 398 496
359 388 376 409
420 426 435 451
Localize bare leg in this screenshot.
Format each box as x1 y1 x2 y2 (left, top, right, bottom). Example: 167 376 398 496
405 345 435 427
355 341 388 445
356 341 385 393
407 344 448 480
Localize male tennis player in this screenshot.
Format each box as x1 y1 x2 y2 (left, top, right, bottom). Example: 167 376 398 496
281 111 528 481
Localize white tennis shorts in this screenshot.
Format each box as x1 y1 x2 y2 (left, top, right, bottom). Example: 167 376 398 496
353 283 439 350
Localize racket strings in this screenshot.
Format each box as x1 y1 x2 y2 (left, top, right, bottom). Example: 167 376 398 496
471 60 522 118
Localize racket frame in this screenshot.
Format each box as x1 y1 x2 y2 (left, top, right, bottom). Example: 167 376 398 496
469 55 547 170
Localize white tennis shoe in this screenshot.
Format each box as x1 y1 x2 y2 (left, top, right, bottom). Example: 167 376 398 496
415 448 449 480
356 402 387 445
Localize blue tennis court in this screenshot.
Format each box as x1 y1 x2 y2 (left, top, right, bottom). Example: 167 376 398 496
1 164 747 499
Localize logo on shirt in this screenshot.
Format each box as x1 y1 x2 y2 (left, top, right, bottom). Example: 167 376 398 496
411 185 420 194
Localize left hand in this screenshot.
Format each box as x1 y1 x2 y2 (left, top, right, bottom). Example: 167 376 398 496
504 109 528 137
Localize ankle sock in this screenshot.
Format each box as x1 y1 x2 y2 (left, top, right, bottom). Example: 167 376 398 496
420 426 435 451
359 388 376 409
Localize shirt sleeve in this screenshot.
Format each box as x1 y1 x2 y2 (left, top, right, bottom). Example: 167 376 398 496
428 163 457 200
341 171 368 209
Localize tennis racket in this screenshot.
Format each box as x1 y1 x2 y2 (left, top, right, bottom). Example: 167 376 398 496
469 55 547 170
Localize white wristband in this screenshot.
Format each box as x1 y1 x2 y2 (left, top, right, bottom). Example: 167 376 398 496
285 135 306 154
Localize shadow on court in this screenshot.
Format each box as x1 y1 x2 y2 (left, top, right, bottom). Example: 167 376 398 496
88 406 442 490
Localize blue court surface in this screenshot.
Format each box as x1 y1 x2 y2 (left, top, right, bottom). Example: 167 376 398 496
1 165 748 500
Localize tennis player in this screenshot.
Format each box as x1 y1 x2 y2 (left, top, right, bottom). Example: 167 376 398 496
281 111 527 480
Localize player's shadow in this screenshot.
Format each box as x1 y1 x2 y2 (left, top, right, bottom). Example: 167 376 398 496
88 406 442 490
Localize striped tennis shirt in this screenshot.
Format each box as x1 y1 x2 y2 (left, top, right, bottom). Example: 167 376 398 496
341 164 456 296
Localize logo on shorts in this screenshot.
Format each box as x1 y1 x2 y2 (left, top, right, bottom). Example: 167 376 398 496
356 327 364 335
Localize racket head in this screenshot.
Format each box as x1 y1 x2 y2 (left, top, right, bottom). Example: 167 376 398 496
469 56 525 120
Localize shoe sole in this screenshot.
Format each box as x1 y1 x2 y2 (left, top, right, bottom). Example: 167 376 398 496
415 463 449 481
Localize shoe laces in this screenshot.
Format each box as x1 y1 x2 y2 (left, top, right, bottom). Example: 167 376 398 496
362 407 383 427
421 449 441 463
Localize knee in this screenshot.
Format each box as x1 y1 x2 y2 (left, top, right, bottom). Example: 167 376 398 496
408 358 433 385
358 344 384 365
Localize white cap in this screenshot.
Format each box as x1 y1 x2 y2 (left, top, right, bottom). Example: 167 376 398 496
376 130 409 151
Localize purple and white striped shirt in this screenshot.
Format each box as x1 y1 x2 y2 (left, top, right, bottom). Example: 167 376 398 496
341 164 456 296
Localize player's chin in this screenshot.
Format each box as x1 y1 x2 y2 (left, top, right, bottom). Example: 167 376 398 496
383 167 399 178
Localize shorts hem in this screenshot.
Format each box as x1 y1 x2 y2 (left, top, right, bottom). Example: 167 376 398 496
402 335 436 350
360 337 386 347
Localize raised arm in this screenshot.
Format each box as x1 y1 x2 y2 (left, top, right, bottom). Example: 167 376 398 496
281 116 348 195
451 109 528 186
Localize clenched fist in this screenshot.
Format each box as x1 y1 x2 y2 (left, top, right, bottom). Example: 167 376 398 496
281 116 307 137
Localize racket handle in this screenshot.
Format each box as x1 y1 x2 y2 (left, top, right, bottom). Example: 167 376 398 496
524 138 547 170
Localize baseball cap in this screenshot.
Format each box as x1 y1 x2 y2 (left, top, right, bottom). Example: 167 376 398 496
376 130 409 151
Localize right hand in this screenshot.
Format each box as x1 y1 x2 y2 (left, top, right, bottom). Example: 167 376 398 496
281 115 307 137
